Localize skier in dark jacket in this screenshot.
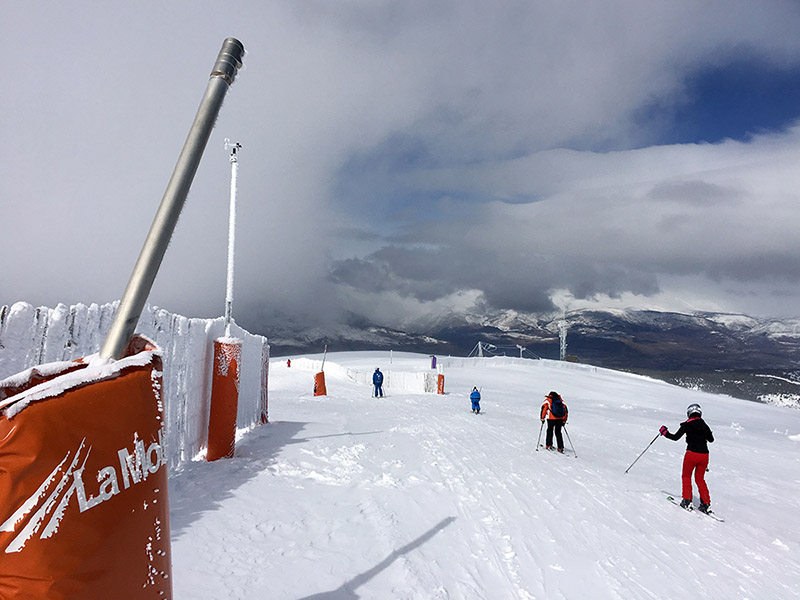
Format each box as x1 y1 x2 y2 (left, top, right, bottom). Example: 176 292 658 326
470 387 481 414
540 391 568 452
372 368 384 397
660 403 714 513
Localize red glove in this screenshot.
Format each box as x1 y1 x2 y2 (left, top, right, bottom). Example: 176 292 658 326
659 425 668 436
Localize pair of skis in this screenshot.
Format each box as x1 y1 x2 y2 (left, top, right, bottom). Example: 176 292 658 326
538 444 572 455
666 495 724 522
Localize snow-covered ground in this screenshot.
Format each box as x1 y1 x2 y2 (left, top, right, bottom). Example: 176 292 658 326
170 352 800 599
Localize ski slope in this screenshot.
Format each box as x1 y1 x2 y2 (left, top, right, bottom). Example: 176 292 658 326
169 352 800 599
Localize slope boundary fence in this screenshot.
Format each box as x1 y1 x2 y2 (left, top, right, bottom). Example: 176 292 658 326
0 301 269 472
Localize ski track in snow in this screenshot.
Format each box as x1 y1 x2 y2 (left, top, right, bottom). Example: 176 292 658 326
170 353 800 599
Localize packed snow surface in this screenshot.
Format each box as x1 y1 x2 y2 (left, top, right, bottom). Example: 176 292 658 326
170 352 800 599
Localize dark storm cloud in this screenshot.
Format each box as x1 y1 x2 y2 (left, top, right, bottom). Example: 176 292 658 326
330 243 661 316
710 253 800 282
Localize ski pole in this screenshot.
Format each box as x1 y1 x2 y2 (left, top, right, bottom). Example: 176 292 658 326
563 424 577 458
624 433 660 473
535 419 545 451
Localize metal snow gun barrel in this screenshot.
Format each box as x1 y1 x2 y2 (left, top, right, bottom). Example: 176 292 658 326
101 37 245 361
0 39 245 599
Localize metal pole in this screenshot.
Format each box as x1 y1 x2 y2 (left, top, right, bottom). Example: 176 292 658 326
563 424 577 458
624 433 660 473
535 419 545 451
101 38 245 359
223 139 241 337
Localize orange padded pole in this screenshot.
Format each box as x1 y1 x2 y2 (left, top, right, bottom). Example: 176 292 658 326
0 336 172 599
206 338 241 461
437 373 445 394
313 371 327 396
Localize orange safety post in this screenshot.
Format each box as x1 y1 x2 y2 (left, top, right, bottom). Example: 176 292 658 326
206 337 242 461
313 371 327 396
0 335 172 599
437 373 445 394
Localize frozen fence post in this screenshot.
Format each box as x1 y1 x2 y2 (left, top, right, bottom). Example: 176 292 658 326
207 141 245 460
223 139 242 336
100 38 245 360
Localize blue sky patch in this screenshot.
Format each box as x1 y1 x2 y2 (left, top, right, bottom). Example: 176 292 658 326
662 57 800 144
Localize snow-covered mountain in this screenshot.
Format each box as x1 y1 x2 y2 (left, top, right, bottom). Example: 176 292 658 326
264 307 800 363
171 351 800 599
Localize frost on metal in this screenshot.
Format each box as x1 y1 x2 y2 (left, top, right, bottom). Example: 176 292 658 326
214 338 242 381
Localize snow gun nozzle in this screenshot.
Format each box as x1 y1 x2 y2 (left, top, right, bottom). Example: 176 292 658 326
210 37 245 85
99 37 246 361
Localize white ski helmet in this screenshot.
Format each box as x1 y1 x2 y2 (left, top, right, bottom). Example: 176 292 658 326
686 403 702 417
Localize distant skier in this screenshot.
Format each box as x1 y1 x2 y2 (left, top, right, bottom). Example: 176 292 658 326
470 387 481 414
373 367 384 398
660 403 715 513
540 391 568 452
287 359 291 368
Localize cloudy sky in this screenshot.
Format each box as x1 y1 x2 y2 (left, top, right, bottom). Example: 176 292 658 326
3 1 800 334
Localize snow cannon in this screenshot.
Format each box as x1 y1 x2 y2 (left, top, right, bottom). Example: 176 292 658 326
100 37 245 361
0 336 172 598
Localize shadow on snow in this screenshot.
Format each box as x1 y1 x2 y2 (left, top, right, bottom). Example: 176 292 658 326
296 516 457 600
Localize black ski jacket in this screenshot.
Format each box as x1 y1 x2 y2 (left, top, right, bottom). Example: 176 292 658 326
665 417 714 453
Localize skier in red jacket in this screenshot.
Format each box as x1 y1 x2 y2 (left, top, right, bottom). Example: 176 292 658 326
660 403 715 513
540 391 568 452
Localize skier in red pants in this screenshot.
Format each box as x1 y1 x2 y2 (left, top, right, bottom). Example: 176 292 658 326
660 403 715 513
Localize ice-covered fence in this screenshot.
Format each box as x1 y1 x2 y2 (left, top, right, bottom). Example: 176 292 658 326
0 301 269 471
439 356 539 369
291 357 438 393
440 355 600 374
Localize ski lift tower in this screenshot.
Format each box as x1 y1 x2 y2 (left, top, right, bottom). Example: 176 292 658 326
558 319 568 361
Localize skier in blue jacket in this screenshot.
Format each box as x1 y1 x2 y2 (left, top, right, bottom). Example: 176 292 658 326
470 387 481 414
373 368 384 397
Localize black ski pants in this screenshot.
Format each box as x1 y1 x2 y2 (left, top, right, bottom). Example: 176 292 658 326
545 419 564 449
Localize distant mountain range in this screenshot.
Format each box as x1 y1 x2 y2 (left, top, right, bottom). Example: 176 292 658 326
263 307 800 407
